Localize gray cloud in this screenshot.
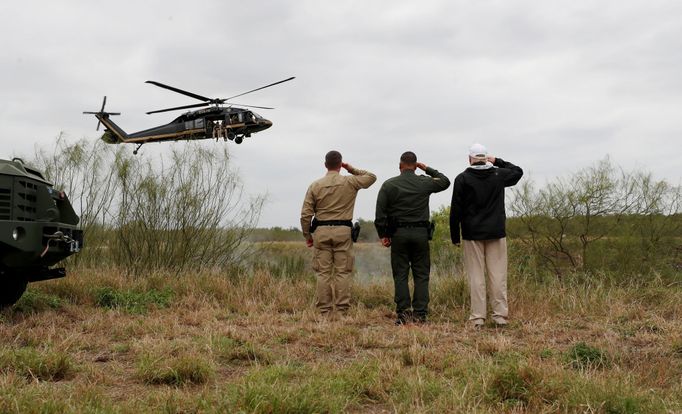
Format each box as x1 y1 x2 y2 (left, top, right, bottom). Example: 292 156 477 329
1 0 680 227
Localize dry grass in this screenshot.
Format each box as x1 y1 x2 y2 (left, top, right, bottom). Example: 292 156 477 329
1 244 681 413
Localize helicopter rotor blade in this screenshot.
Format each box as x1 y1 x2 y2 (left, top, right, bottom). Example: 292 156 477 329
224 76 295 101
145 80 213 102
228 103 275 110
96 96 106 130
146 102 210 115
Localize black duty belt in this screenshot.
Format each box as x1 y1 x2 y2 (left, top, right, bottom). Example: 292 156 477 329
396 221 430 228
316 220 353 227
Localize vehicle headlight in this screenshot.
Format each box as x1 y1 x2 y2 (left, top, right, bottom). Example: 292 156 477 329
12 227 24 241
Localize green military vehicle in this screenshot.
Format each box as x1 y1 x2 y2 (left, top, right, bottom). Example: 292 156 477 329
0 158 82 307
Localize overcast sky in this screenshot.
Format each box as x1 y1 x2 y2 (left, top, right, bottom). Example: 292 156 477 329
1 0 681 227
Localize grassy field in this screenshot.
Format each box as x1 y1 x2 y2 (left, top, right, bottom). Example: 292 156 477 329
1 242 682 413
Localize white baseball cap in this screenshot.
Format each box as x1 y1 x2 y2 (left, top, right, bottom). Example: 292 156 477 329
469 143 488 158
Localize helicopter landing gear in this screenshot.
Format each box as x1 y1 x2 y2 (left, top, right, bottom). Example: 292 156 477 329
227 131 236 141
235 136 243 144
133 143 143 155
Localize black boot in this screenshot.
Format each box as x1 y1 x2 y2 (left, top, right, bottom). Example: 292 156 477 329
395 310 413 325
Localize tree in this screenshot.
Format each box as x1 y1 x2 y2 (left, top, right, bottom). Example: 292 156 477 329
509 158 682 276
33 137 263 274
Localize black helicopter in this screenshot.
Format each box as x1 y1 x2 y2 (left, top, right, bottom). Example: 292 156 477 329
84 77 294 154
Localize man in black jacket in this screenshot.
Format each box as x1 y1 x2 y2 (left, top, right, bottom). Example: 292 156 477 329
450 143 523 328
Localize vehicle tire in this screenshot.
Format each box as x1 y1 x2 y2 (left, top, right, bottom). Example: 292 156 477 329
0 271 28 307
235 136 243 144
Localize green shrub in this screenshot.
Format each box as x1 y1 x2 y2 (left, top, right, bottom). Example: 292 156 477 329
0 347 75 381
11 289 64 313
94 287 173 314
567 342 610 370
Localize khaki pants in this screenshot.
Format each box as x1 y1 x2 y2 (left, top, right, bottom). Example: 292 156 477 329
312 226 354 314
462 238 508 324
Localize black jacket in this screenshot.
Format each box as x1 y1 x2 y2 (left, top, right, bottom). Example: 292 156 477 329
449 158 523 244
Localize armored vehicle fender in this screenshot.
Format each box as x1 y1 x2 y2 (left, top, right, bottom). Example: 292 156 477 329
0 158 82 306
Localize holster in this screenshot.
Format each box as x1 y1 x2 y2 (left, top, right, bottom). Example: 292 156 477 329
428 222 436 241
310 217 319 233
351 222 361 242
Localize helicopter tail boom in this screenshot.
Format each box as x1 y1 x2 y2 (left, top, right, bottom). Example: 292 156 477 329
95 114 129 144
83 96 128 144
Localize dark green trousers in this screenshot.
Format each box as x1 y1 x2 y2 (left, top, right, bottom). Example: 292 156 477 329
390 227 430 317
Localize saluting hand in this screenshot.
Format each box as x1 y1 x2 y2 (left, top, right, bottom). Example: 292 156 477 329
486 155 496 164
341 162 353 172
416 162 427 171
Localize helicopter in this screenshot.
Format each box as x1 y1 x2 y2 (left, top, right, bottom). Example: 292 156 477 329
84 77 294 154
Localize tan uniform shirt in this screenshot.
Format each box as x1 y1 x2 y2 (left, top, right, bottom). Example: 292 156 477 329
300 167 377 239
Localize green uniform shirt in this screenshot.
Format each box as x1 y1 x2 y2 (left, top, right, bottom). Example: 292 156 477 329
374 167 451 237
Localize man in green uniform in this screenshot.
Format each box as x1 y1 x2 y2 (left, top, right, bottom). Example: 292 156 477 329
374 151 450 324
301 150 377 316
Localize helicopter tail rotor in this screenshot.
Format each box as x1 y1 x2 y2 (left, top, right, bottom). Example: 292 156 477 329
83 96 120 131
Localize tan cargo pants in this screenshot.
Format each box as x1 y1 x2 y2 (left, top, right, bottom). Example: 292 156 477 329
463 238 508 324
312 226 354 314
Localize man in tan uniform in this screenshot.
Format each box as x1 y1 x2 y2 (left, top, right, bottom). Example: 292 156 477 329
300 150 377 316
